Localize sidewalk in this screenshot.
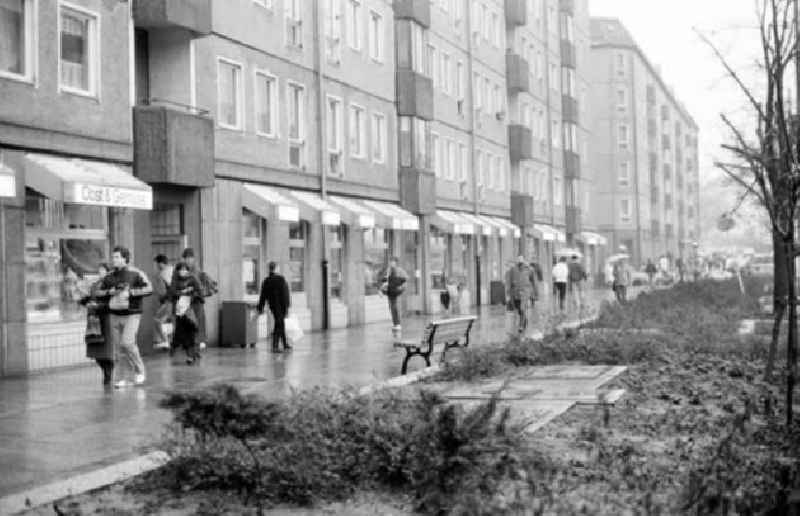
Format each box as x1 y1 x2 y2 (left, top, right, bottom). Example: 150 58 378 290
0 288 617 499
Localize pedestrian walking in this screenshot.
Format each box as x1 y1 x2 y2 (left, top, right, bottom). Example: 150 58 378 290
97 246 153 388
645 259 657 287
257 261 292 353
173 248 218 350
505 256 533 333
676 257 685 283
381 257 408 336
152 254 173 351
613 258 632 303
567 255 587 311
78 263 114 386
552 257 569 312
169 262 203 364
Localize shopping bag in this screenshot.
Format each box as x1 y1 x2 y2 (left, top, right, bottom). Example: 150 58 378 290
285 315 304 342
84 314 104 345
175 295 192 317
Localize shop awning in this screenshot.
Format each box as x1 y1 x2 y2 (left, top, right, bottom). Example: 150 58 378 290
534 224 558 241
242 184 300 222
361 199 419 230
473 214 506 237
434 210 475 235
286 191 341 226
489 216 522 238
25 154 152 209
461 213 493 236
553 228 567 243
0 162 16 197
579 232 608 246
327 195 375 229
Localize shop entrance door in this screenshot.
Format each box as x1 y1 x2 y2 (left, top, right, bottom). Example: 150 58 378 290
150 203 187 264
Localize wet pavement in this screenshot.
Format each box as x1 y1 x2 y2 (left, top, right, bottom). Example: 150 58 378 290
0 289 621 499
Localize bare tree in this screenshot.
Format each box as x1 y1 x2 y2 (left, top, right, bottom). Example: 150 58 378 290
701 0 799 425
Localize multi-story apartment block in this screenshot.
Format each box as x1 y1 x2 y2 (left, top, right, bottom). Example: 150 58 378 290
588 17 699 268
0 0 604 376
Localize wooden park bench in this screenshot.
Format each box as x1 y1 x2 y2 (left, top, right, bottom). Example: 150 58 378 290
394 315 478 375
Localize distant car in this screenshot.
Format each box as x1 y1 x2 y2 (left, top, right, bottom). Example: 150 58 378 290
708 268 734 281
631 271 649 286
749 254 774 277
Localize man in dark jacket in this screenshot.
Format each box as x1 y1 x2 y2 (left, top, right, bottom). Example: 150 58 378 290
257 261 292 353
97 246 153 388
381 256 408 334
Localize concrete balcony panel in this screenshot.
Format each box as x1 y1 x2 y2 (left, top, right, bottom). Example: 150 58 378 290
508 125 533 161
133 0 211 35
562 95 579 124
397 69 434 121
560 40 576 69
133 105 214 187
399 167 436 215
505 0 528 26
506 53 530 93
511 193 535 227
566 206 581 234
563 150 580 180
559 0 575 14
393 0 431 28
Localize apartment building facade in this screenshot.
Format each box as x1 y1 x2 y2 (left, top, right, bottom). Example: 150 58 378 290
588 17 700 267
0 0 606 376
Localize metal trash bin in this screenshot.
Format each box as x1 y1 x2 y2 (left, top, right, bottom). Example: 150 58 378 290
489 281 506 305
220 301 258 348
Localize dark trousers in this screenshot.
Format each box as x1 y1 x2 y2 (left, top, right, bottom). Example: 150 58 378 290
513 298 527 332
555 282 567 311
614 285 627 303
271 310 288 350
388 296 400 326
95 359 114 385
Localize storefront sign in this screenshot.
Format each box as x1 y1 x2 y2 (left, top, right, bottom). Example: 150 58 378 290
65 183 152 210
0 174 15 197
277 205 300 222
321 210 341 226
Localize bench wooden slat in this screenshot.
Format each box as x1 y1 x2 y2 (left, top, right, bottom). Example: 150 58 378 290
397 316 477 374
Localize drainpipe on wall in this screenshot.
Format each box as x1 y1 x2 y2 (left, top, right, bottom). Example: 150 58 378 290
630 55 642 267
313 0 329 329
465 1 482 306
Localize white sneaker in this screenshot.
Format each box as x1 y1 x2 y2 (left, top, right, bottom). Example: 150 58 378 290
134 374 146 385
199 342 206 350
114 380 129 389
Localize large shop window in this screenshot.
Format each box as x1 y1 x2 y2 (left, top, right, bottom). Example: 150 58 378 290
25 189 108 324
452 234 469 286
288 221 306 292
329 224 345 298
364 227 389 295
429 226 448 290
242 209 264 298
401 230 419 295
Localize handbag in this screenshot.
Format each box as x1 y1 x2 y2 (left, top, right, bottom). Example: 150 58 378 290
285 315 304 342
108 288 130 311
85 313 104 345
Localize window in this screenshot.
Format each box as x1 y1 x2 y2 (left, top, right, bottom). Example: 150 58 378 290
431 132 440 177
482 3 490 41
483 151 491 188
561 67 576 97
615 52 625 76
475 150 483 185
459 143 467 181
472 2 481 43
253 0 273 8
448 139 457 180
491 11 500 47
484 76 492 112
288 82 305 167
618 123 629 150
349 104 366 158
620 199 632 222
561 13 574 43
285 0 302 48
453 0 463 27
325 0 343 63
218 59 243 130
371 112 386 163
428 44 437 87
455 60 464 99
618 161 630 186
563 122 577 151
495 156 504 191
59 4 98 95
553 175 562 206
242 209 264 297
440 51 450 94
255 71 278 137
551 119 560 148
0 0 34 80
549 62 559 93
441 137 451 179
616 87 626 109
346 0 361 50
411 21 426 75
368 10 382 61
326 96 342 152
473 72 482 110
494 83 503 115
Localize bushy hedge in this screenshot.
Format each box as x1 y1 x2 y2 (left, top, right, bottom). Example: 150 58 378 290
146 384 550 515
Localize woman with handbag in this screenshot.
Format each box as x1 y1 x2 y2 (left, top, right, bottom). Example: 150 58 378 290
79 264 115 386
169 262 203 364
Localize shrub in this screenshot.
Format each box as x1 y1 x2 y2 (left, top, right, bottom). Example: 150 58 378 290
147 384 549 515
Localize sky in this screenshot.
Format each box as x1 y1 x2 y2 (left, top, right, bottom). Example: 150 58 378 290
589 0 764 186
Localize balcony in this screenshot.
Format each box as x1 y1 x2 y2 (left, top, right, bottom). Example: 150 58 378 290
563 150 580 179
651 186 659 204
562 95 579 124
665 194 673 210
662 134 671 150
505 0 527 26
393 0 431 28
133 0 212 35
511 193 535 227
133 103 214 187
505 53 530 93
559 0 575 14
560 40 576 68
566 206 581 234
396 69 434 120
399 168 436 215
651 219 660 237
665 224 674 238
508 125 533 161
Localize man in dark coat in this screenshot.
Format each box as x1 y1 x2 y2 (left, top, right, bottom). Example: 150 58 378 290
257 261 292 353
381 256 408 333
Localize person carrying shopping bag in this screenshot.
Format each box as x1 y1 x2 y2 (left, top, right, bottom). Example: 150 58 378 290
169 262 203 365
257 261 292 353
